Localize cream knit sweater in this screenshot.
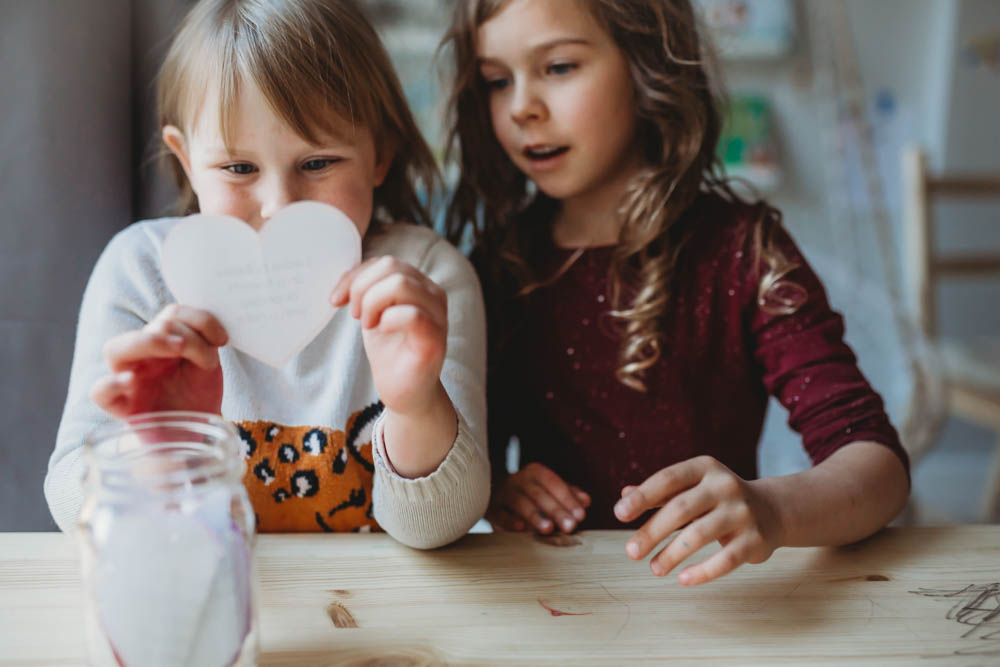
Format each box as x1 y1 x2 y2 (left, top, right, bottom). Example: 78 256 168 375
45 218 489 548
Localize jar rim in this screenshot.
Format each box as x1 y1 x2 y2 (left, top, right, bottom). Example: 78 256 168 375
84 412 242 490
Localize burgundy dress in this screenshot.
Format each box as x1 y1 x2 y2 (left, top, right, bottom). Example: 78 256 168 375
479 194 909 529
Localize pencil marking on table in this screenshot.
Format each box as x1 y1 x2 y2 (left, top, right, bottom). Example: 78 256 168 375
828 574 891 583
534 534 582 547
538 598 592 616
327 601 359 628
329 589 353 598
910 583 1000 655
600 583 632 639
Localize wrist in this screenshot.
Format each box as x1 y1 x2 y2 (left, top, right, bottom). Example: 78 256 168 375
749 477 788 549
381 382 457 479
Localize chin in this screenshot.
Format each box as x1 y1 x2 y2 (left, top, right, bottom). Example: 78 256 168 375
529 178 583 201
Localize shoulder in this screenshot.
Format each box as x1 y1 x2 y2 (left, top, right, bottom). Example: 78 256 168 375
97 217 181 271
682 192 770 254
85 217 182 312
364 223 479 291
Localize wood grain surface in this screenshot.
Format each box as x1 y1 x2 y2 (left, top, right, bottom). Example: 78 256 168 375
1 526 998 665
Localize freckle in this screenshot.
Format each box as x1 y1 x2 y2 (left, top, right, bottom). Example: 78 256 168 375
630 461 638 470
618 431 626 439
600 392 608 399
575 418 583 427
546 391 554 400
582 318 590 326
573 362 581 370
584 424 592 431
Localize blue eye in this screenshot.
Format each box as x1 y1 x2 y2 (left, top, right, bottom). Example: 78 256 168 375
303 158 338 171
224 163 256 175
547 62 577 76
485 77 510 91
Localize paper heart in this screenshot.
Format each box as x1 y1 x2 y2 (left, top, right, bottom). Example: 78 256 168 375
162 201 361 367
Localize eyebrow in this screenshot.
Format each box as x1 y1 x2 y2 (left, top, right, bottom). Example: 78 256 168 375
478 37 592 66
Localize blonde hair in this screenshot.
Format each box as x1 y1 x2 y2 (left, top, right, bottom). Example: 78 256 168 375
444 0 801 392
156 0 439 227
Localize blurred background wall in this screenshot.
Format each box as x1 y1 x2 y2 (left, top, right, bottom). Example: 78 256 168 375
1 0 996 530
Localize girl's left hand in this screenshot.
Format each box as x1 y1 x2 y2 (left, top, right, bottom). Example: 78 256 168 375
614 455 783 586
330 256 448 416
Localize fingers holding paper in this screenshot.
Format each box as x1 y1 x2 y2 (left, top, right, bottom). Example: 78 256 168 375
330 256 448 416
614 456 782 586
330 256 459 478
90 305 227 418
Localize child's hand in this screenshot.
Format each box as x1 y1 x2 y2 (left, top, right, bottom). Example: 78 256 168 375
331 257 448 417
487 463 591 534
614 456 783 586
89 305 227 418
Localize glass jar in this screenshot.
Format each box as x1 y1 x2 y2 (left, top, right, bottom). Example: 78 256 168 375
78 412 258 666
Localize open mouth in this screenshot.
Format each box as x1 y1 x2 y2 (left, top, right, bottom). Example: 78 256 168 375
523 145 569 161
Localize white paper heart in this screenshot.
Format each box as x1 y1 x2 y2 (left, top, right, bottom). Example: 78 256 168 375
162 201 361 367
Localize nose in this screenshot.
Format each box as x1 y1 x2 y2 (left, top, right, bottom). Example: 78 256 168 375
510 80 546 125
257 174 298 227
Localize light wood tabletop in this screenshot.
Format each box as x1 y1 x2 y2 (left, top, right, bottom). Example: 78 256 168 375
1 526 998 665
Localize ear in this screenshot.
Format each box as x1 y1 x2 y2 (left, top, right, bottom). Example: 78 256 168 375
162 125 193 179
373 138 396 188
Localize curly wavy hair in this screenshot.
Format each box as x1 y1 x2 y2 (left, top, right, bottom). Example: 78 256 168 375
443 0 801 391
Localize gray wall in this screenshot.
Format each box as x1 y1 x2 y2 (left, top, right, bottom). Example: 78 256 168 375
0 0 191 531
1 1 131 531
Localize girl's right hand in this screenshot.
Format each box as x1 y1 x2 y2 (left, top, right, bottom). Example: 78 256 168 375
487 463 591 534
89 305 227 418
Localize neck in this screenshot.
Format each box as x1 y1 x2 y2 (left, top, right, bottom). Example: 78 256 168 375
551 156 644 249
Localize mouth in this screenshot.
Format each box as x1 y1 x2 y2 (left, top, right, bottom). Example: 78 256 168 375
523 144 569 161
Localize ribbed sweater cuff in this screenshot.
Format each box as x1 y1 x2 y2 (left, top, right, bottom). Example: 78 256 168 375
371 412 489 549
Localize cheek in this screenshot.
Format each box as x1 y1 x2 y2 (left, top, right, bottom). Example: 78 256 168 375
311 176 374 235
190 178 251 218
489 99 517 151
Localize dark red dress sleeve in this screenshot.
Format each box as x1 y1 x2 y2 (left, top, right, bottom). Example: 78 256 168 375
748 223 910 476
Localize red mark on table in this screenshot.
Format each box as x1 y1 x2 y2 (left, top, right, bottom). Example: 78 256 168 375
538 599 592 617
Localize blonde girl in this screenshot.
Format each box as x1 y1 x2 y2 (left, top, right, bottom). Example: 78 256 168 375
46 0 489 548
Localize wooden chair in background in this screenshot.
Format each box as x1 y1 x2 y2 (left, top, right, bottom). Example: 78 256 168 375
902 145 1000 522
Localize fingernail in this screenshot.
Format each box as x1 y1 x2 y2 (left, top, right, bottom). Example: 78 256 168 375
116 371 134 384
539 519 552 531
561 518 575 532
651 561 663 576
678 570 692 585
166 334 184 348
572 508 585 521
614 500 628 519
626 541 640 559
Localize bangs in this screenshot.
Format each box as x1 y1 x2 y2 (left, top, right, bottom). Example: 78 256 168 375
164 0 382 150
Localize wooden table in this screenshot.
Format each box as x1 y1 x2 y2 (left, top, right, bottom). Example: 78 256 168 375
1 527 999 665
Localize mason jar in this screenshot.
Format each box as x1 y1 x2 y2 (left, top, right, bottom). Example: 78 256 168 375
77 412 258 666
